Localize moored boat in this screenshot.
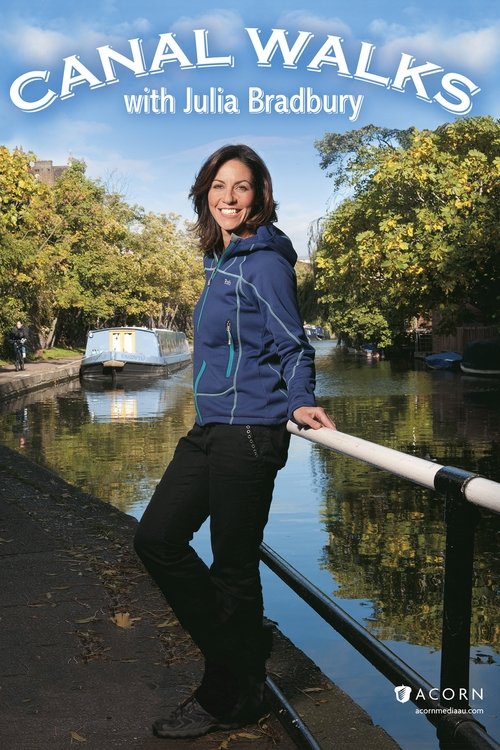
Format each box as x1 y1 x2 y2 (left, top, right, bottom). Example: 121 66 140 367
460 337 500 377
304 324 324 340
80 327 191 382
424 351 462 371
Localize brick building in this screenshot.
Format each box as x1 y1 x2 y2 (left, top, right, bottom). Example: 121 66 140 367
29 160 67 185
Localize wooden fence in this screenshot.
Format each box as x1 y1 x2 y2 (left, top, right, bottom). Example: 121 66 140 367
432 325 499 354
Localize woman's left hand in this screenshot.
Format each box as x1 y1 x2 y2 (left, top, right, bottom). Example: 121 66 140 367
292 406 336 430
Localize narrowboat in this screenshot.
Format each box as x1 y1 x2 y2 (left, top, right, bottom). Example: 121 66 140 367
80 327 191 382
460 337 500 377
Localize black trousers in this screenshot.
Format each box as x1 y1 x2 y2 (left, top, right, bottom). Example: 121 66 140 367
134 422 290 681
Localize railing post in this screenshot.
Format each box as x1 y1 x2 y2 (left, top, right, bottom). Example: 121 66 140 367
434 467 481 716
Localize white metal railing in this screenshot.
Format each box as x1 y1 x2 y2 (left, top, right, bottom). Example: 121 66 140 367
287 422 500 514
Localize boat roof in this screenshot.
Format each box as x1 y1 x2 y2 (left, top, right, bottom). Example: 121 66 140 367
87 327 175 334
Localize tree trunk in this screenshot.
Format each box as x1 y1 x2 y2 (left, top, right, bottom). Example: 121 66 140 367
168 304 179 330
46 317 58 348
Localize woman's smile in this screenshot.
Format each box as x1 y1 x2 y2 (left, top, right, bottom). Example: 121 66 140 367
208 159 255 245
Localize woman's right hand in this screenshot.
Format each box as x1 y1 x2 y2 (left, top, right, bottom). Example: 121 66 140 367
292 406 336 430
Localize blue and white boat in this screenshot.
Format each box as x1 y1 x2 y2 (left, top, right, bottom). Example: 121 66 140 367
424 351 463 370
80 327 191 382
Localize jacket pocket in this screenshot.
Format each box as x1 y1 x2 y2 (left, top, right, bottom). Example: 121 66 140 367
225 320 235 378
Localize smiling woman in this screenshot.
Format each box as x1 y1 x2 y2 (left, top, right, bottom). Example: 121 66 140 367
189 143 279 252
207 159 255 246
133 143 334 740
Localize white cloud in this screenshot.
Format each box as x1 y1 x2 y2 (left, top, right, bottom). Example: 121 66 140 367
5 117 111 164
277 11 351 38
112 18 152 36
100 0 118 15
171 10 245 47
369 19 408 40
1 24 74 64
0 21 114 64
279 202 321 256
369 23 500 74
84 152 154 192
440 26 500 71
0 18 155 67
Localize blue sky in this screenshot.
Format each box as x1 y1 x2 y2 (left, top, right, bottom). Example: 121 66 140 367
1 0 498 255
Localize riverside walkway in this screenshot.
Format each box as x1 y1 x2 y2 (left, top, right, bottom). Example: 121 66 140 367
0 359 400 750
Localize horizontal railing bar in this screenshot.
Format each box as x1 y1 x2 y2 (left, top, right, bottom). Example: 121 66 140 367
265 676 322 750
261 543 499 749
261 543 441 717
286 423 500 514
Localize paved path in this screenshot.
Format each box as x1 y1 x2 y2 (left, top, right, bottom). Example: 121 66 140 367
0 361 401 750
0 357 82 403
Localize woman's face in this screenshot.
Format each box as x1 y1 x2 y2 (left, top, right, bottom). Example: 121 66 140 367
208 159 255 246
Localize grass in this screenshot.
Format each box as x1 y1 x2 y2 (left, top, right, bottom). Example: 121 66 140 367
36 346 83 360
0 346 83 367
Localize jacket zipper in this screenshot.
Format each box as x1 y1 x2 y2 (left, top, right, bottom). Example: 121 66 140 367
225 320 235 377
196 241 235 333
194 241 236 425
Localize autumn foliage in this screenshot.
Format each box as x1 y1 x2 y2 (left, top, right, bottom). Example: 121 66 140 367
312 116 500 347
0 149 203 353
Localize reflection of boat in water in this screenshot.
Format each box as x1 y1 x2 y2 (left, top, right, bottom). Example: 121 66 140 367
424 351 462 371
460 337 500 377
83 381 171 423
80 327 191 383
343 342 383 359
360 343 382 359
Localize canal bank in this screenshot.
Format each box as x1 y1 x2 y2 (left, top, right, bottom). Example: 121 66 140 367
0 361 401 750
0 357 81 403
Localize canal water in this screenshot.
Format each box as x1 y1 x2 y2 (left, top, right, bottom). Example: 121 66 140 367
0 340 498 750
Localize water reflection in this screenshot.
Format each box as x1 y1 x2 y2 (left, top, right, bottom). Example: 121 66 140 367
10 406 30 448
0 371 195 515
309 344 500 650
0 345 499 749
84 380 175 423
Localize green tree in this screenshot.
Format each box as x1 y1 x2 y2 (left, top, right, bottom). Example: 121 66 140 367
52 161 204 342
127 212 203 334
0 148 204 352
315 124 414 193
49 159 135 341
314 117 500 347
0 146 64 350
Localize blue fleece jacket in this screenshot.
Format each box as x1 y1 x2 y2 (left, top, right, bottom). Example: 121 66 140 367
192 223 316 425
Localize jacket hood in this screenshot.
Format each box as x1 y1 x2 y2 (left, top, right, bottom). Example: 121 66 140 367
229 224 297 267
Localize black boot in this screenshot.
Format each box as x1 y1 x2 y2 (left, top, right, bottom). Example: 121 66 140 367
221 672 266 725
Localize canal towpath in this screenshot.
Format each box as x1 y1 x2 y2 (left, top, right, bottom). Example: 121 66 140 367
0 355 82 403
0 359 401 750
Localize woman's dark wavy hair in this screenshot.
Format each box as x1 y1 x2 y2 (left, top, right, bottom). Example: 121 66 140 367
189 144 278 253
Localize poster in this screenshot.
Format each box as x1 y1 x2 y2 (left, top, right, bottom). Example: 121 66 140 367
1 1 498 749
